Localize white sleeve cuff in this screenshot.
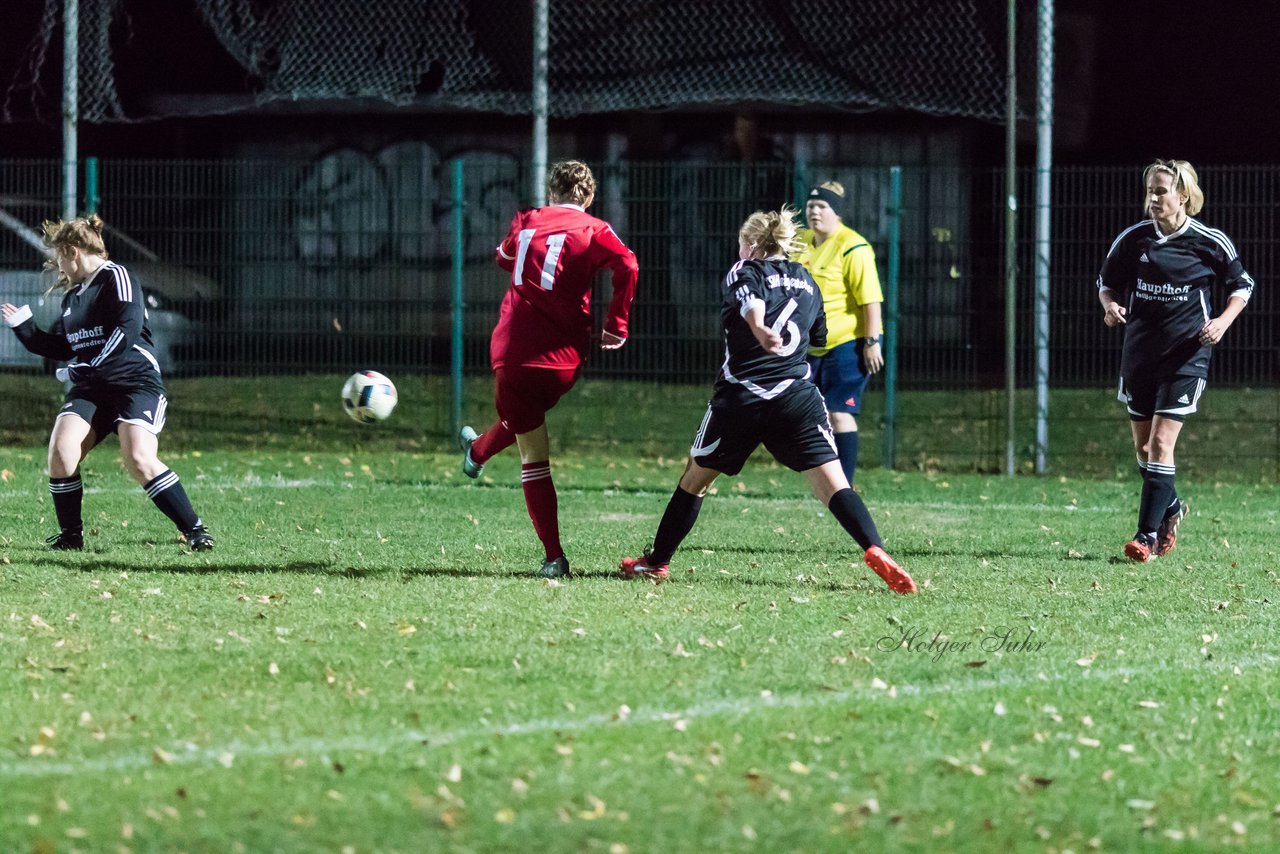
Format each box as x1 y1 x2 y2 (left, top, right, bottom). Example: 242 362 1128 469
738 296 765 318
1229 287 1252 305
5 304 32 327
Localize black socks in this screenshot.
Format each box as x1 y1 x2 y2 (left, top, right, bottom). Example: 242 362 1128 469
650 486 704 565
834 431 860 484
828 487 882 551
49 474 83 532
144 470 201 532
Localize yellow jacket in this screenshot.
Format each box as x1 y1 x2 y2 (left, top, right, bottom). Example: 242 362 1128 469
796 224 883 356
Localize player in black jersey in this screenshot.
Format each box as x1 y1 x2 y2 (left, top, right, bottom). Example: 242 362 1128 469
1097 160 1254 562
1 215 214 552
619 207 915 594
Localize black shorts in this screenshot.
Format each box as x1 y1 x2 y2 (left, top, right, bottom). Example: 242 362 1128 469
1117 374 1206 422
61 384 169 439
688 382 838 476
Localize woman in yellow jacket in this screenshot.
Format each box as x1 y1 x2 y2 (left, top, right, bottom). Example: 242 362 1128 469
795 181 884 484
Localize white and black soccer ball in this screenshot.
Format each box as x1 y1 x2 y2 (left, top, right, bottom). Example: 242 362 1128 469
341 371 398 423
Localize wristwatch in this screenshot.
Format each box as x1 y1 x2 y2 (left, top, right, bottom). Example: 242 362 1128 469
863 336 881 346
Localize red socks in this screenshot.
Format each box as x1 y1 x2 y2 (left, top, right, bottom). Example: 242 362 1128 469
521 461 562 561
471 420 517 464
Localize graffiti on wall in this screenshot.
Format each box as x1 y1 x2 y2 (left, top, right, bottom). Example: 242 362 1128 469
293 143 521 264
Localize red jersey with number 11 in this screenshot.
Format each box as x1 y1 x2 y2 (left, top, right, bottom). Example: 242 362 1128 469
491 203 638 370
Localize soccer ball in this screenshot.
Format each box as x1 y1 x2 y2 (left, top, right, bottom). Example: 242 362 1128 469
341 371 398 423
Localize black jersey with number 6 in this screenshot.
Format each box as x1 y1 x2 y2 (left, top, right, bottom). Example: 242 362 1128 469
714 257 827 402
1097 218 1255 380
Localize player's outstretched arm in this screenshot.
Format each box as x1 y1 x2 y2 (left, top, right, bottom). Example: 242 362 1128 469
2 302 74 360
595 225 638 344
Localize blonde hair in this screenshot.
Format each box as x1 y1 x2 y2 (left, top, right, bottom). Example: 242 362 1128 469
1143 159 1203 216
739 205 802 259
42 214 109 290
546 160 596 206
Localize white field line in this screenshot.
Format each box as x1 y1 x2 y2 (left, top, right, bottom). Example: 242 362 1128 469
2 653 1275 780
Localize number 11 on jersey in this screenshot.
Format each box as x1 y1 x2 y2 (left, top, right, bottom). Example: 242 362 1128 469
513 228 567 291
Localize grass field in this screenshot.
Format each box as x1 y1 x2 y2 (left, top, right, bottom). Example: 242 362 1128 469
1 374 1278 852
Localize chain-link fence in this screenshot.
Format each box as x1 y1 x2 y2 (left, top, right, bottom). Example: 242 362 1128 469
1 157 1276 474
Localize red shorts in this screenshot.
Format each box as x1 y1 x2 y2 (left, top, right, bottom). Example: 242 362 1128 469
493 366 579 434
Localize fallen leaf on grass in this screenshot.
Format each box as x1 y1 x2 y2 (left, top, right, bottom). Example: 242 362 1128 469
744 770 772 795
578 794 607 820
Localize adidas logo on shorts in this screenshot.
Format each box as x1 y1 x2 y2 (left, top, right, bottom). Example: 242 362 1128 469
1177 394 1190 404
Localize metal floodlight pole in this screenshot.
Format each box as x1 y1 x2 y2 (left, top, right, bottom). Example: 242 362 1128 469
1003 0 1018 476
1034 0 1055 473
531 0 549 206
63 0 79 220
451 159 465 441
884 166 902 471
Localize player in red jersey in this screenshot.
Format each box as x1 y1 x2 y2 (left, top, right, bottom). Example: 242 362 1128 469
460 160 639 578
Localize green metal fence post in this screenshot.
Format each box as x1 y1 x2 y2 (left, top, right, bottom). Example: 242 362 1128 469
83 156 99 214
883 166 902 471
451 158 465 442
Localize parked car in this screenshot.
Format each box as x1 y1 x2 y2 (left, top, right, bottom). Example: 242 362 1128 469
0 198 218 373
